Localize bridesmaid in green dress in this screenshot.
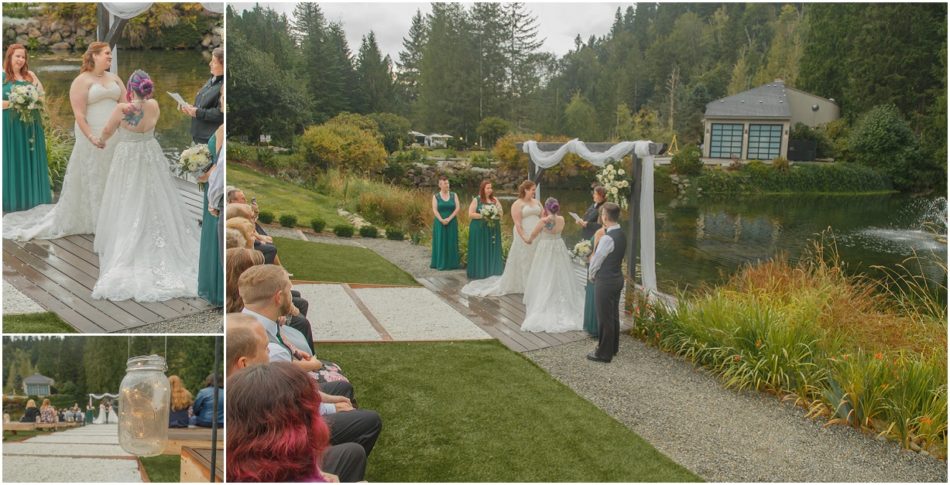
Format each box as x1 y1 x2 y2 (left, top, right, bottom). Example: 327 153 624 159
583 212 607 337
2 45 51 212
197 125 224 306
466 179 504 279
430 175 460 270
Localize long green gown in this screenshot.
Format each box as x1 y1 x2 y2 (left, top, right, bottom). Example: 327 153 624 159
2 73 51 212
430 192 460 270
466 198 504 279
583 235 599 337
197 133 223 306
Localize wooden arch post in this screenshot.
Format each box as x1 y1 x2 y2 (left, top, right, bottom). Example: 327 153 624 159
96 4 129 49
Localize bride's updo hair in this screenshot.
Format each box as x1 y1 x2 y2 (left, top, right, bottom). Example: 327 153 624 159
544 197 560 215
126 69 154 101
80 42 110 73
518 180 535 198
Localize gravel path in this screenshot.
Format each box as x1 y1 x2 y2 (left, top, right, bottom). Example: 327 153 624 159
124 308 223 334
3 424 142 483
527 334 948 483
3 281 45 314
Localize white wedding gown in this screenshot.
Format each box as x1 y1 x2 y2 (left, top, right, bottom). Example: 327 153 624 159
461 201 541 297
521 220 585 333
3 81 120 240
91 126 200 302
93 405 117 424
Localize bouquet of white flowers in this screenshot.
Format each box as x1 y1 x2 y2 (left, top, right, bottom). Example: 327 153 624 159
8 83 43 124
595 162 631 210
178 144 211 177
572 239 593 263
479 202 500 229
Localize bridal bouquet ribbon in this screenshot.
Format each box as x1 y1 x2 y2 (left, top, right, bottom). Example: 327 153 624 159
596 163 631 209
178 144 211 177
8 83 43 124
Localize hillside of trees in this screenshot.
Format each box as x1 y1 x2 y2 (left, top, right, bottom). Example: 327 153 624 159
227 3 946 192
3 336 220 402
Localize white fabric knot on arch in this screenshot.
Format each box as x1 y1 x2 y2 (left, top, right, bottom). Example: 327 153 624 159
521 139 658 298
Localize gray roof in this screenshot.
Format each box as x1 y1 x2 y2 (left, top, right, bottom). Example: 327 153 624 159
705 81 792 119
23 374 54 385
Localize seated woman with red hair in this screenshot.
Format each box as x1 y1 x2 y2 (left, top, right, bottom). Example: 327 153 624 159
227 362 333 482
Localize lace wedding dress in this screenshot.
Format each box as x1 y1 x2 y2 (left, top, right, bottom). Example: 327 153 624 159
3 81 120 240
93 404 117 424
521 218 585 333
91 127 200 302
461 201 542 297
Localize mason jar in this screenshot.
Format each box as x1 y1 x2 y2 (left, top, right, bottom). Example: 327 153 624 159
118 355 170 456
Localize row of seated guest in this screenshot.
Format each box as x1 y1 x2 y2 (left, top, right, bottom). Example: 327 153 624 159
168 374 225 429
226 267 383 482
225 186 280 265
19 399 83 424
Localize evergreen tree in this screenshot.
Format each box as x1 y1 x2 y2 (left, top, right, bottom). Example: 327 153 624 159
356 32 395 114
396 9 428 118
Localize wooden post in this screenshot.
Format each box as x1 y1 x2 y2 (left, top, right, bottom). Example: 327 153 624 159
96 4 129 49
628 154 642 279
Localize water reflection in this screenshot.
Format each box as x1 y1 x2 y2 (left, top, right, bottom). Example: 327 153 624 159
466 188 947 294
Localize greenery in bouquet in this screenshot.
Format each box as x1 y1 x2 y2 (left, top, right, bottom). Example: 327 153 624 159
9 83 43 125
596 162 631 209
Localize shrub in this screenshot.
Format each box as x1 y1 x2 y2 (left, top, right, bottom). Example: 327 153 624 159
359 225 379 238
299 114 387 174
671 145 703 175
477 116 512 148
256 147 277 169
470 153 492 168
229 142 255 162
258 211 274 224
790 122 834 159
368 112 412 153
771 156 790 172
310 219 326 233
278 214 298 227
44 126 72 193
333 224 355 238
385 227 405 240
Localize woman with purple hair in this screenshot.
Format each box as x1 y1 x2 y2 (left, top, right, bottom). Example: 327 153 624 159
521 196 585 333
89 69 200 302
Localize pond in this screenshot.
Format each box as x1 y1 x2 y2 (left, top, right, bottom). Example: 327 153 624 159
459 187 948 295
30 49 215 157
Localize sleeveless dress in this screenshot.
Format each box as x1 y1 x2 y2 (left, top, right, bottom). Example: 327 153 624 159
582 235 599 337
2 73 51 212
197 133 224 306
91 127 200 302
430 192 460 270
461 201 541 296
3 81 120 240
466 198 504 280
521 219 585 333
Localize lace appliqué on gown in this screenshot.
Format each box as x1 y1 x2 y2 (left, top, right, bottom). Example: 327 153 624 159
91 129 200 302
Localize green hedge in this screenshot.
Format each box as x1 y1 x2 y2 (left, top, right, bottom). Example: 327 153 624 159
696 163 892 194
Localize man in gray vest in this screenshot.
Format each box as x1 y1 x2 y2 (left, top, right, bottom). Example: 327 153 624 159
587 202 626 363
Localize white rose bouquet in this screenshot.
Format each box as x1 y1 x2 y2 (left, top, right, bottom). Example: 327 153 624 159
571 239 593 264
595 162 631 209
479 201 501 239
178 144 211 177
8 83 43 124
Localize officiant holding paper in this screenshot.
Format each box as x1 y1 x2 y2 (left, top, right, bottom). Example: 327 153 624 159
179 47 223 144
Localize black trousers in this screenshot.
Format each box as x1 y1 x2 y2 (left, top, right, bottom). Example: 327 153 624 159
594 276 624 359
321 442 366 482
324 409 382 457
255 240 278 264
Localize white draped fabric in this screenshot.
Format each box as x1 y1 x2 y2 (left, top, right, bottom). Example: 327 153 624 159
88 393 119 407
521 139 658 298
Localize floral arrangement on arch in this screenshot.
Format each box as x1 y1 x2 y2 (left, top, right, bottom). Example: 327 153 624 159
595 161 631 209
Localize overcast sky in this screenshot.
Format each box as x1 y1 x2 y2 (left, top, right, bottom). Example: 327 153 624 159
232 2 633 62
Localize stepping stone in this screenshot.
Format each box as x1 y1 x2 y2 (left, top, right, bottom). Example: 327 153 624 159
3 456 141 483
354 287 491 341
294 284 382 341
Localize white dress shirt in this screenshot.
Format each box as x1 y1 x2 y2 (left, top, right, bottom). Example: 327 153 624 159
588 223 621 281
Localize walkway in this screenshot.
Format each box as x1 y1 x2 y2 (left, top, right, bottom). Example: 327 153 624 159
3 424 143 482
2 177 213 332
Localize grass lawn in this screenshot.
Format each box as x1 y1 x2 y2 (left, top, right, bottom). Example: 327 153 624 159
319 341 700 482
3 429 54 442
276 237 418 286
228 163 348 227
140 455 181 483
3 312 76 333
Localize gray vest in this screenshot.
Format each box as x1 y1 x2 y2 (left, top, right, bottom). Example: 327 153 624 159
599 228 626 281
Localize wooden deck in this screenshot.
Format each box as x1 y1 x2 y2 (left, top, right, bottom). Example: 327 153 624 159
2 177 212 333
164 427 224 455
419 271 632 353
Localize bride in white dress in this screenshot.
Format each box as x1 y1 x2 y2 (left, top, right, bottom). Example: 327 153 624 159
521 197 585 333
93 401 118 424
461 180 542 297
90 70 199 302
3 42 124 241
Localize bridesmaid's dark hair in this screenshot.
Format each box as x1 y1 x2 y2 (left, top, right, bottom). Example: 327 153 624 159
438 175 448 182
593 185 607 201
3 44 34 84
478 179 494 203
518 180 535 199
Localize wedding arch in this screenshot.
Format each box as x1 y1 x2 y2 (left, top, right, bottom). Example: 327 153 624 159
517 140 667 298
87 392 119 407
